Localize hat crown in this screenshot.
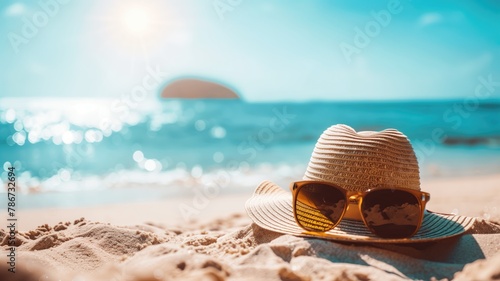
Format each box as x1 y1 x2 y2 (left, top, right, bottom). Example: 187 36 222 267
303 124 420 191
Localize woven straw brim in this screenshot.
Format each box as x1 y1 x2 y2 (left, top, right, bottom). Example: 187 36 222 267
245 181 475 243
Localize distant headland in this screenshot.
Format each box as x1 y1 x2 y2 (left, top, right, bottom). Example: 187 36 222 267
160 77 240 99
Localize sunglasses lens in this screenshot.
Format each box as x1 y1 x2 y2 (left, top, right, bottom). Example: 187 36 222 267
295 183 346 232
361 189 421 238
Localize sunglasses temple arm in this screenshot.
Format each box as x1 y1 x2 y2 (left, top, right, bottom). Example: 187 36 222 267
423 192 430 202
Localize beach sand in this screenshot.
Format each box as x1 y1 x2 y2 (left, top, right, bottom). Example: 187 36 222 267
2 174 500 280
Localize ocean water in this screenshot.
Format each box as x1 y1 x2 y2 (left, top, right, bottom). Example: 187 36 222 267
1 98 500 208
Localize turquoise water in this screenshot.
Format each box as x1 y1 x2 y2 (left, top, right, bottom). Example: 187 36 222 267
1 98 499 208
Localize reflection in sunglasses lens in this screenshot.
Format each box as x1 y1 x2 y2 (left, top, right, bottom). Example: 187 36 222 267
361 189 420 238
296 183 346 232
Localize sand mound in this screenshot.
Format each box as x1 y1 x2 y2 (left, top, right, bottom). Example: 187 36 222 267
1 214 500 280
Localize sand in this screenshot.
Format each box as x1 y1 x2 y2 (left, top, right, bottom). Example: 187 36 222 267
1 174 500 280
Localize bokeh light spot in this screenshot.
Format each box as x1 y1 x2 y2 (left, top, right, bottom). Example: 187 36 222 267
5 109 16 123
195 120 206 131
213 152 224 163
191 165 203 178
133 150 144 162
210 126 226 139
144 159 156 172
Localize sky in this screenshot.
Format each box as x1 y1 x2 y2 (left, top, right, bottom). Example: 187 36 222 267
1 0 499 101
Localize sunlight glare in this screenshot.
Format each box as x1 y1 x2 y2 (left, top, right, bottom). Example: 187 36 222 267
121 7 151 35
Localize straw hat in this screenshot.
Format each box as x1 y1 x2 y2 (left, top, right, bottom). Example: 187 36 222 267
245 124 475 243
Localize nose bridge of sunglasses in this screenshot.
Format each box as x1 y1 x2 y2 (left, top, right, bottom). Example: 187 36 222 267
343 193 363 221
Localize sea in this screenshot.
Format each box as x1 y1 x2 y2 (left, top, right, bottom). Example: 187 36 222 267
1 98 500 209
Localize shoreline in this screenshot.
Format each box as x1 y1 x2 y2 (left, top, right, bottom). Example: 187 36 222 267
13 173 500 231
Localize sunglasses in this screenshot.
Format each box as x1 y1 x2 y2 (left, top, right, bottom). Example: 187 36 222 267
290 181 430 238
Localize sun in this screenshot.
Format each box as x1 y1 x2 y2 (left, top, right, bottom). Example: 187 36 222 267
121 7 152 35
89 2 188 60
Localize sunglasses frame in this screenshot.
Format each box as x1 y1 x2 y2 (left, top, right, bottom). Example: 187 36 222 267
290 180 431 238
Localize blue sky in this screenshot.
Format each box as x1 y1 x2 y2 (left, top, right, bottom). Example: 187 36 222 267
1 0 499 101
